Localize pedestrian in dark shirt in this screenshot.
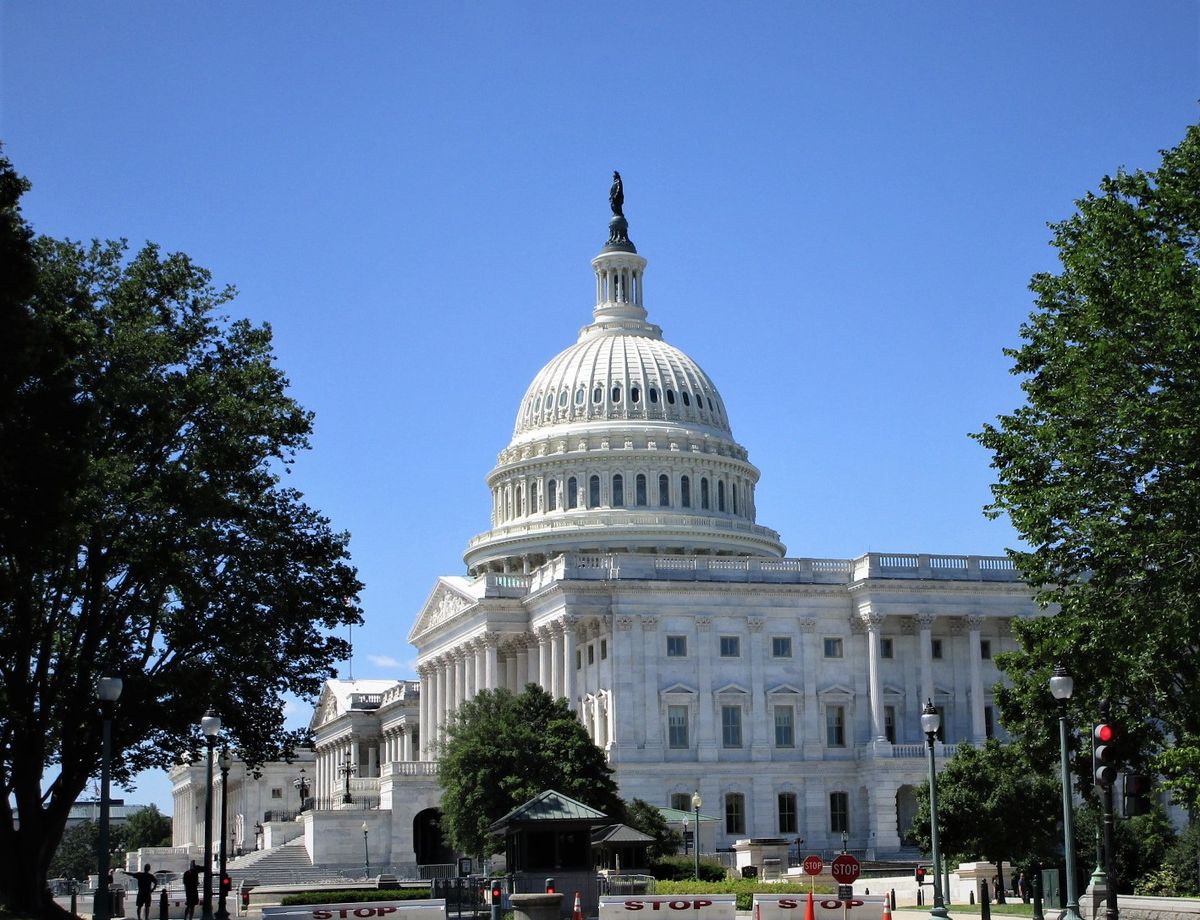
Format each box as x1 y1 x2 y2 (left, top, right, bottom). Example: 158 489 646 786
182 862 200 920
129 864 158 920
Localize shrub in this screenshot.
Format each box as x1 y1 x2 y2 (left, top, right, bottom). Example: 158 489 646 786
281 889 432 906
647 856 726 882
654 880 825 911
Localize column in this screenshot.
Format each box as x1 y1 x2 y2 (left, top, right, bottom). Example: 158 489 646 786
966 615 987 741
747 617 768 758
550 621 564 699
799 619 821 756
515 635 529 689
484 635 499 690
538 627 553 693
437 658 449 740
454 650 467 714
916 613 936 710
417 665 430 761
695 616 715 760
642 616 662 754
562 616 578 710
526 634 540 687
863 609 887 742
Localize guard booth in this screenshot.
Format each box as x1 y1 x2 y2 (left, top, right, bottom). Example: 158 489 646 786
489 789 611 917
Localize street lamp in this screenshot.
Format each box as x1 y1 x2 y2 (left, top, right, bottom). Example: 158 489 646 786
339 752 356 804
216 749 233 920
293 768 309 812
841 830 848 854
921 699 951 920
362 821 370 878
1049 665 1084 920
681 819 689 856
94 676 123 920
200 710 222 920
691 791 702 881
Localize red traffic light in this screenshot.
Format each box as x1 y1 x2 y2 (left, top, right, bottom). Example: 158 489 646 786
1094 723 1115 744
915 867 927 882
1094 723 1119 786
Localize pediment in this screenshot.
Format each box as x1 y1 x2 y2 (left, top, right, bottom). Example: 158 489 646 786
661 682 696 696
767 682 803 695
713 682 749 696
310 683 340 730
408 578 478 642
817 683 855 699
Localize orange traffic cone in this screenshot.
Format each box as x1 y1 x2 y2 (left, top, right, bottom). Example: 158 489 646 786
804 891 815 920
881 893 893 920
573 892 582 920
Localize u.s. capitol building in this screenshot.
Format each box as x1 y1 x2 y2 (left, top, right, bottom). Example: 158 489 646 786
173 182 1039 873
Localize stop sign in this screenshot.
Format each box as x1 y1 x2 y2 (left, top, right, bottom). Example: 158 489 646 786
830 853 861 884
802 854 823 876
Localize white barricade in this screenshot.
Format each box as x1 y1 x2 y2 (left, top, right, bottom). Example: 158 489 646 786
752 893 888 920
599 894 736 920
262 899 447 920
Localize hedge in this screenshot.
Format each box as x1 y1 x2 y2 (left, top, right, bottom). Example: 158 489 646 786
281 889 432 906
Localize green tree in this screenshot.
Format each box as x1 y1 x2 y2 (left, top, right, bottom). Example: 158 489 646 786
972 121 1200 808
437 684 624 857
0 153 362 918
908 740 1062 895
1074 802 1175 895
624 798 683 860
122 805 172 850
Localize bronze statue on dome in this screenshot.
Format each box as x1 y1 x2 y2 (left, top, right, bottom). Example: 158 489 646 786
609 171 624 218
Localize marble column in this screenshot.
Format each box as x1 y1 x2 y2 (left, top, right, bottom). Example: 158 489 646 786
562 616 578 709
966 615 987 741
642 616 662 754
538 627 553 693
916 613 936 711
417 665 430 760
515 635 530 689
484 635 499 691
863 609 887 742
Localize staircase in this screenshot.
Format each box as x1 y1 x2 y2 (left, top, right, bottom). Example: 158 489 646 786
226 840 353 887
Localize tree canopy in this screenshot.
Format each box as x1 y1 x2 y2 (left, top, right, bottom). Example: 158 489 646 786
0 150 361 917
973 122 1200 808
437 684 624 857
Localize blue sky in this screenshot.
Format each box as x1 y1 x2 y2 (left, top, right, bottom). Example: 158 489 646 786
3 3 1197 813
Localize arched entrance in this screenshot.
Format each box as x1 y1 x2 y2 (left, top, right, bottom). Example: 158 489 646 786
895 785 919 845
414 807 455 866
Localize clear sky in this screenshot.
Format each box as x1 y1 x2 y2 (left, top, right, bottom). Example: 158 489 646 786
3 3 1197 814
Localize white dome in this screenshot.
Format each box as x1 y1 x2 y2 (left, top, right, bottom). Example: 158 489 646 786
464 209 784 575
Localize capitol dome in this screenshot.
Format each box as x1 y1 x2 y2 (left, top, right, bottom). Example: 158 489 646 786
464 184 785 574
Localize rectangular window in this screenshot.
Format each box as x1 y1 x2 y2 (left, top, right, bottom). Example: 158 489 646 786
884 705 896 743
575 649 582 670
600 639 608 660
721 705 743 748
725 792 745 835
771 636 792 658
980 639 992 660
671 792 691 811
668 705 690 749
719 635 741 658
826 705 846 747
778 792 798 835
823 637 844 659
587 644 595 665
829 791 849 833
985 705 995 739
271 788 283 799
666 635 687 657
931 638 943 659
774 705 794 748
880 637 894 659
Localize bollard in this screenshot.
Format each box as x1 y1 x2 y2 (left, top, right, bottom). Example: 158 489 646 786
1031 866 1045 920
979 878 990 920
160 887 169 920
889 889 896 911
70 882 78 918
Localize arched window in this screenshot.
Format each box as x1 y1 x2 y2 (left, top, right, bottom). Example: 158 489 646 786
636 474 647 506
682 392 691 406
593 386 603 404
530 481 539 513
567 477 579 509
658 474 670 507
630 386 640 404
557 390 568 408
718 480 726 512
649 388 659 404
515 484 523 516
701 477 710 510
548 479 558 511
611 385 622 403
534 395 542 412
732 483 738 515
589 475 600 508
681 475 691 508
612 474 624 507
575 388 585 406
666 389 676 405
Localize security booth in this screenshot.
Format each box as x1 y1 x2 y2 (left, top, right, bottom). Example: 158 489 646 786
489 790 611 917
591 824 654 872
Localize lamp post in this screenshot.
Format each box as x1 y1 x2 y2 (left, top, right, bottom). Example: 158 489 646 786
94 676 123 920
362 821 370 879
691 791 702 881
681 819 689 856
339 752 356 804
841 830 848 854
1049 665 1084 920
200 710 222 920
216 749 233 920
921 699 951 920
293 768 309 812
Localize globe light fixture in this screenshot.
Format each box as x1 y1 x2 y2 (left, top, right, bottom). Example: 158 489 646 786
1049 666 1084 920
362 821 370 878
921 700 950 920
691 791 702 881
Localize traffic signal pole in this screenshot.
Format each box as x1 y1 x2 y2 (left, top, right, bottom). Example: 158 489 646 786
1101 783 1118 920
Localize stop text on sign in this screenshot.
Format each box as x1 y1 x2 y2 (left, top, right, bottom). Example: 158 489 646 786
599 895 735 920
830 854 861 884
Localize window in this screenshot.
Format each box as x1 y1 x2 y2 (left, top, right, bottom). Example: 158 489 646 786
701 477 710 509
557 390 568 407
631 386 640 403
589 474 600 508
600 639 608 660
980 639 992 660
823 637 844 658
575 649 582 670
880 637 894 659
682 391 691 406
636 474 647 506
931 638 943 659
575 387 585 406
771 636 792 658
718 480 726 512
667 635 687 657
826 706 846 747
567 477 578 509
774 706 794 747
829 792 848 833
612 474 624 507
719 636 741 658
271 788 283 799
778 793 798 834
985 706 995 739
884 705 896 743
681 475 691 508
670 792 691 810
547 479 557 511
530 480 539 513
649 388 659 404
611 385 622 403
725 793 745 834
721 705 743 748
666 389 676 405
732 483 738 515
658 474 670 507
668 705 690 749
587 644 595 665
593 386 603 404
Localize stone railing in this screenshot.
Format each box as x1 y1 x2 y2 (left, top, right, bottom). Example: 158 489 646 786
851 553 1018 582
387 761 440 776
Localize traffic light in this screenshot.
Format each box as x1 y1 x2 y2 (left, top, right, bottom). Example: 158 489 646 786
1124 773 1153 817
1093 723 1119 786
219 874 231 898
490 880 503 902
545 879 556 895
914 867 927 884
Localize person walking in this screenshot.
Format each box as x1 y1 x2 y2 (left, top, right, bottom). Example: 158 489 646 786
129 864 158 920
182 862 200 920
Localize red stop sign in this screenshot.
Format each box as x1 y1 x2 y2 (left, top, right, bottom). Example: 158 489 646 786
830 853 861 883
802 854 823 876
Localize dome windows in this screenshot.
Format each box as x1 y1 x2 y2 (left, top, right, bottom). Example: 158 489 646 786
682 391 691 407
666 389 676 405
701 477 710 510
548 479 558 511
612 474 624 506
611 385 622 403
681 475 691 508
593 386 603 404
630 386 640 404
636 474 647 506
575 388 585 406
649 388 659 404
658 474 670 507
567 477 579 509
558 390 568 408
589 475 601 508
